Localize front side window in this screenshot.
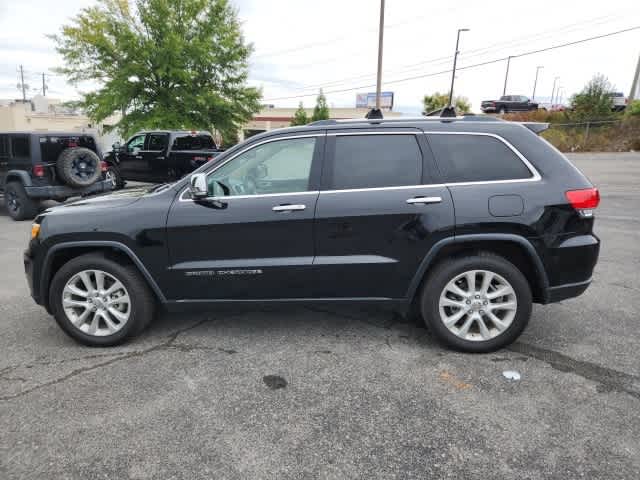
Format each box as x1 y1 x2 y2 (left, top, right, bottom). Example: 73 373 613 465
147 134 168 151
207 137 316 197
126 135 145 152
427 134 533 183
326 134 422 190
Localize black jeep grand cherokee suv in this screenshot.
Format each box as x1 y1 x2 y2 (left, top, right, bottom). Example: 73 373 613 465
24 117 600 352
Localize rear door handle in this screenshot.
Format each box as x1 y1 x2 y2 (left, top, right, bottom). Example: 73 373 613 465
406 196 442 205
272 204 306 212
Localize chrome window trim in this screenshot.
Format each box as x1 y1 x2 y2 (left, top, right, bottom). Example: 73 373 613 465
179 133 323 202
423 131 542 183
179 130 542 201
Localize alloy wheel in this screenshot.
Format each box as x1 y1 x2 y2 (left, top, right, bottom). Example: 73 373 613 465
62 269 131 336
438 269 517 342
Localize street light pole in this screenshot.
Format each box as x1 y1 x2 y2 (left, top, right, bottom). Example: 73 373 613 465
502 56 512 96
532 66 543 100
447 28 469 109
550 76 560 109
367 0 385 119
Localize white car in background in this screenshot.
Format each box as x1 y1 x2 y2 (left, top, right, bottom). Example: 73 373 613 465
608 92 628 111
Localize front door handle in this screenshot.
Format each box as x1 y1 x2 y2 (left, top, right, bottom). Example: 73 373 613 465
406 196 442 205
273 204 306 212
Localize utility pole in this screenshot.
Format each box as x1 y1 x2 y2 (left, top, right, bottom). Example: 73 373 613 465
41 73 47 96
629 52 640 102
446 28 469 113
367 0 385 119
532 66 543 100
550 76 559 109
502 56 512 96
19 65 26 102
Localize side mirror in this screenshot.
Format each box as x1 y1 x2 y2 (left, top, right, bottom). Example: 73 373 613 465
189 173 208 199
112 142 121 150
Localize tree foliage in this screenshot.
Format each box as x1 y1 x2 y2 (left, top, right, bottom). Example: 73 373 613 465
570 74 614 121
311 90 329 122
290 102 309 126
51 0 262 138
422 92 471 114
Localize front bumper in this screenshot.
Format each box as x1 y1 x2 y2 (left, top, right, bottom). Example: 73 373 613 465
24 180 113 200
24 250 38 303
481 106 497 112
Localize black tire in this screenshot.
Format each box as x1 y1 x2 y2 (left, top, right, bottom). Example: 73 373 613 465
56 147 102 188
49 253 156 347
419 253 532 353
105 165 125 189
4 181 38 221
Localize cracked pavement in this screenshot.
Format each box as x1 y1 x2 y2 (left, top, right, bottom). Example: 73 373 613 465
1 153 639 479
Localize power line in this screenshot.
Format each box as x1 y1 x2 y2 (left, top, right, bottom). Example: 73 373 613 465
264 25 640 101
255 11 630 92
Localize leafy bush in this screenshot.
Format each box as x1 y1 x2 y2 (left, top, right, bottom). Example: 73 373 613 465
422 92 471 114
625 99 640 116
570 74 615 121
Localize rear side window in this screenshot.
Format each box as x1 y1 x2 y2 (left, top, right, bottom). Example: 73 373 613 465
427 134 532 183
0 135 8 158
172 134 215 150
11 136 30 158
327 134 421 189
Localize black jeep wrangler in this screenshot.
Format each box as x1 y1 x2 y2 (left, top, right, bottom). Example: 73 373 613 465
24 116 600 352
0 132 113 220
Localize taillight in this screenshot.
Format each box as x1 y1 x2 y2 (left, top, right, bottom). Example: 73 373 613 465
207 156 214 162
566 188 600 217
32 164 45 177
100 161 108 172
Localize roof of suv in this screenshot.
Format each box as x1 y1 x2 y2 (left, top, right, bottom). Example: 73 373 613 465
250 116 546 140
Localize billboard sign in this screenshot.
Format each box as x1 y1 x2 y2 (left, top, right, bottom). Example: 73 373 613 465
356 91 394 110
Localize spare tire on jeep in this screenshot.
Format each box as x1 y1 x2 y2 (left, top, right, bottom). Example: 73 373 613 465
56 147 102 188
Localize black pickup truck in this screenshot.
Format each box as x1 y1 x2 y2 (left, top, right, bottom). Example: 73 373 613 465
104 130 222 188
481 95 539 114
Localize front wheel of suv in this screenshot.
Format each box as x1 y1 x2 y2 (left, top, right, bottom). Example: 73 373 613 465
49 253 155 346
420 254 532 353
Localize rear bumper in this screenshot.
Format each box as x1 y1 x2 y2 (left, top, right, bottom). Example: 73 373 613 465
541 233 600 304
24 180 113 200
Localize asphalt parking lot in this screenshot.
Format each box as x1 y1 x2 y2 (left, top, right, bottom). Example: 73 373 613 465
1 152 639 479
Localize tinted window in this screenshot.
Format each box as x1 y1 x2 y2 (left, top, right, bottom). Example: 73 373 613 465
172 134 215 150
328 134 421 189
0 135 8 157
428 134 532 182
207 137 315 197
147 134 168 151
11 136 30 158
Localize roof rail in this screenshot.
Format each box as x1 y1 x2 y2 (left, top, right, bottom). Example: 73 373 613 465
520 122 550 134
306 119 338 126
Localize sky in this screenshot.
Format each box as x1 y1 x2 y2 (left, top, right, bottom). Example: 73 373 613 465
1 0 639 114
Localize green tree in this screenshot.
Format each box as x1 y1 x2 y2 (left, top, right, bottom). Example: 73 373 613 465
290 102 309 126
570 74 614 121
422 92 471 114
51 0 262 139
311 89 329 122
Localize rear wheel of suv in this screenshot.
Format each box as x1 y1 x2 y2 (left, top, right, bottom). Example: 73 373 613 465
4 181 38 221
420 254 532 353
56 147 102 188
49 254 155 347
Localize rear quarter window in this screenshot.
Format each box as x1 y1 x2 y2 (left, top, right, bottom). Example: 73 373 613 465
427 134 533 183
10 136 30 158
